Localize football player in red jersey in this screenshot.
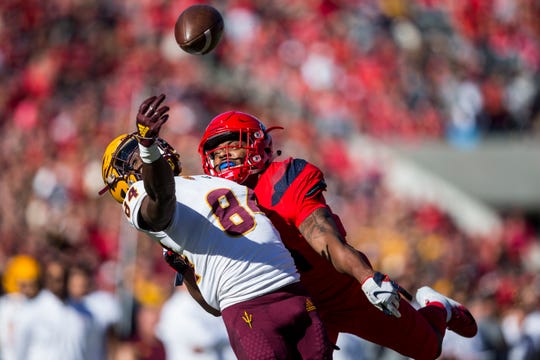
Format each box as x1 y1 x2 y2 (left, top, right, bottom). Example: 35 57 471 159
195 111 478 360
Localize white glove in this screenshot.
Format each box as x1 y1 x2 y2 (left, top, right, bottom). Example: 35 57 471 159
361 272 402 317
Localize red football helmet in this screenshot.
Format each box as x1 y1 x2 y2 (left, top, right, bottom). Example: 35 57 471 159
198 111 283 183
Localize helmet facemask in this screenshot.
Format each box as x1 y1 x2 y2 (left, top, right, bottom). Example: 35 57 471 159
202 128 270 184
199 111 283 184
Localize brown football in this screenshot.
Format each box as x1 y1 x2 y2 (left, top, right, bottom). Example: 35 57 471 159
174 4 224 55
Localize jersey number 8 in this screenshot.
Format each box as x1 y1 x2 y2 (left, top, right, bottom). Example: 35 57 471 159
207 188 260 236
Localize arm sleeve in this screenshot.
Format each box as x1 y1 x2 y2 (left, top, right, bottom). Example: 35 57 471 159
286 160 347 237
286 160 328 227
174 273 184 286
122 181 147 230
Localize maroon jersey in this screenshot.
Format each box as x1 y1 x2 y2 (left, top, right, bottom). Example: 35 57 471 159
253 157 358 306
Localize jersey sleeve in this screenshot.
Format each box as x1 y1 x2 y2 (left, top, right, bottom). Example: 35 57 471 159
283 159 329 227
122 180 184 254
122 181 147 230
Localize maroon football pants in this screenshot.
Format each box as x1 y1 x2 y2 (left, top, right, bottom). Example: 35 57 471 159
221 282 334 360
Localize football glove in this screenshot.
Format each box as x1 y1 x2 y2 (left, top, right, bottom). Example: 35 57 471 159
361 272 402 317
163 250 190 275
135 93 169 146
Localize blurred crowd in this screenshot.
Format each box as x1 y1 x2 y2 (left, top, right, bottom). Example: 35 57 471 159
1 0 540 359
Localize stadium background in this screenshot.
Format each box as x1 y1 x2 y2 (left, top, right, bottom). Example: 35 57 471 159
1 0 539 358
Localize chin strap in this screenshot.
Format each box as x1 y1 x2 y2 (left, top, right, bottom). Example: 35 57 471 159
98 185 110 196
98 174 117 196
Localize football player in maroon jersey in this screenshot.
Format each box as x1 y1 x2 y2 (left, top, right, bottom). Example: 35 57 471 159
195 111 478 360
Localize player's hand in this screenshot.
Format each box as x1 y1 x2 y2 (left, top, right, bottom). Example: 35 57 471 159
163 250 190 275
361 272 402 317
136 93 169 146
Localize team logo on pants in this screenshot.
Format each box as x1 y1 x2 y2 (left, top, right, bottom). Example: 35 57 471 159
306 298 316 312
242 310 253 328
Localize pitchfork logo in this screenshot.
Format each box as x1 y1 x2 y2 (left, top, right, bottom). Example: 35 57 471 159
242 311 253 328
305 298 316 312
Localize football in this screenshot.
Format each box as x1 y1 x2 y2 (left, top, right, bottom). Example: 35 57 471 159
174 4 224 55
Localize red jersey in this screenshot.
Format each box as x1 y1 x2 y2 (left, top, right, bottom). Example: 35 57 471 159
253 157 358 305
253 158 447 360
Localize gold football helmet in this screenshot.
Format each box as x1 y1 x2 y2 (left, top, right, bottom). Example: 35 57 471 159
100 132 181 203
2 255 41 294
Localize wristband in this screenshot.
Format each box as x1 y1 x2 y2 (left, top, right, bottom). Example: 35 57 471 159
138 142 161 163
174 272 184 286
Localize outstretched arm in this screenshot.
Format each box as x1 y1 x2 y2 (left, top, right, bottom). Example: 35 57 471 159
134 94 176 231
139 157 176 231
299 207 374 281
299 206 405 317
